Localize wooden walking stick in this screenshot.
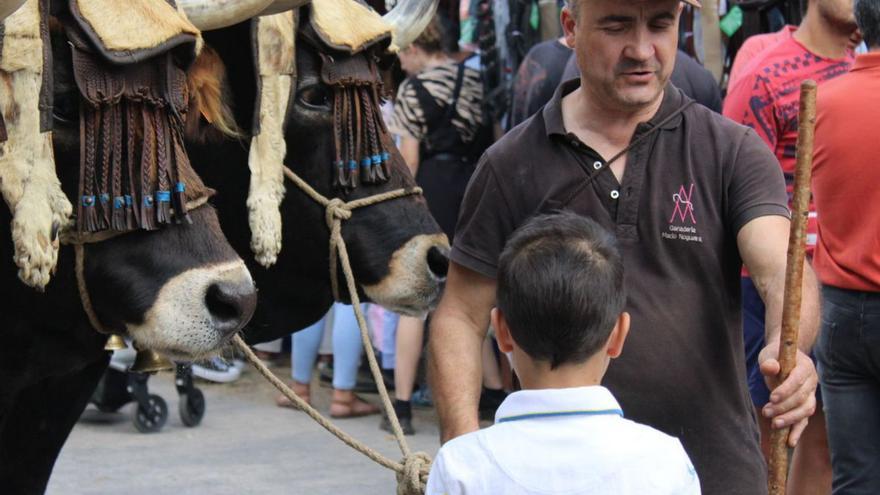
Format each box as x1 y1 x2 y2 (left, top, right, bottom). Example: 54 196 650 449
767 79 818 495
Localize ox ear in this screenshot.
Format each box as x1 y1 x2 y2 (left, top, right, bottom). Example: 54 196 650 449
307 0 391 54
1 0 73 289
246 9 296 267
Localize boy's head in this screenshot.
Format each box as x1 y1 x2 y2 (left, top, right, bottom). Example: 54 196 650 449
493 211 628 372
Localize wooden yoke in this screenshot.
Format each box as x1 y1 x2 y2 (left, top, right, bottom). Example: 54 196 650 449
768 79 818 495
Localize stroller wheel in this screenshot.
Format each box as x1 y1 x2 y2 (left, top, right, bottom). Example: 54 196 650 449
133 394 168 433
179 388 206 427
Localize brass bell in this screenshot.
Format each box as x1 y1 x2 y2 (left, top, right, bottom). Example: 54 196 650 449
130 348 174 373
104 334 128 351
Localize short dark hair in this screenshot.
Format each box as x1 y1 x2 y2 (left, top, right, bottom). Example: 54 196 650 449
497 211 626 369
856 0 880 48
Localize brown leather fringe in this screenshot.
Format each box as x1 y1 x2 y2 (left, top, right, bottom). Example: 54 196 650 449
71 36 192 233
330 82 392 191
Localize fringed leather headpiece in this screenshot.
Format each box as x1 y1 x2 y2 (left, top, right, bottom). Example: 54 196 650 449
301 3 393 191
65 0 201 233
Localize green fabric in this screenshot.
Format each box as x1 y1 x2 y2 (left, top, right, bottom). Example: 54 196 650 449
720 5 744 37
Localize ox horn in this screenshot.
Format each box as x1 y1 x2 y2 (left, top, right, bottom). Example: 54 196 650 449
259 0 311 16
383 0 440 51
178 0 278 31
0 0 26 22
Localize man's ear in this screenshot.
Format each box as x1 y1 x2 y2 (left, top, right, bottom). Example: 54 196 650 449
561 6 577 49
606 312 631 359
492 307 515 353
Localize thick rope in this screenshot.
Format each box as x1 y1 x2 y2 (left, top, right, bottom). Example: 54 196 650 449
237 165 430 495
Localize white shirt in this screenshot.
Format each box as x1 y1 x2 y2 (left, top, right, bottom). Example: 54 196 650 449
426 386 700 495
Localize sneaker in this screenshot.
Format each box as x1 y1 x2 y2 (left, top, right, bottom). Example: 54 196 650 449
478 387 508 421
411 387 433 409
379 399 414 435
192 356 242 383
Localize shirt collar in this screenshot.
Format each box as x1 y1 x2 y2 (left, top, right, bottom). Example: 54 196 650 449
852 52 880 72
494 386 623 423
542 78 687 140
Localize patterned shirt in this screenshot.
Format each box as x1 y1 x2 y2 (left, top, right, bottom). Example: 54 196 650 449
723 35 853 252
387 62 485 144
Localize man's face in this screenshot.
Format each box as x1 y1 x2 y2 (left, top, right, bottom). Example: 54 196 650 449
816 0 857 33
563 0 681 110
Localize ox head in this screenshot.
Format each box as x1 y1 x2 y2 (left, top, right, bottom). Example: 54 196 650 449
0 1 301 359
187 0 447 339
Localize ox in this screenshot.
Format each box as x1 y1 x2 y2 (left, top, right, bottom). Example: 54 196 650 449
0 1 291 492
187 0 449 343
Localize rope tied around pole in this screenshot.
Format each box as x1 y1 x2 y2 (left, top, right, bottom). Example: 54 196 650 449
234 164 429 494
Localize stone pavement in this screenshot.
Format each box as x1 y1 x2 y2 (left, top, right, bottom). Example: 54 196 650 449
47 362 441 495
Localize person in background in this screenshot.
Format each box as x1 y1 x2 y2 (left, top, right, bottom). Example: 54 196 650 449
427 212 700 495
384 15 493 435
509 37 573 127
723 1 859 491
276 303 379 418
811 1 880 491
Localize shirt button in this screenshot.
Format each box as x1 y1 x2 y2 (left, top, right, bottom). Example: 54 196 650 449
610 190 620 200
593 161 602 170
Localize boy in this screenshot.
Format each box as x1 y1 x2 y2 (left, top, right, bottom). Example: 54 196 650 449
426 211 700 494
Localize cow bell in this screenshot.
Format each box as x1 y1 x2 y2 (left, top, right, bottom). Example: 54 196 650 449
130 348 174 373
104 334 128 351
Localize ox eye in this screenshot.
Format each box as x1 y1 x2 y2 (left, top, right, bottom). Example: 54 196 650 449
53 96 79 125
298 85 331 109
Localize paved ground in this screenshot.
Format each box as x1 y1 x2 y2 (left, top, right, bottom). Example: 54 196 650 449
47 362 442 495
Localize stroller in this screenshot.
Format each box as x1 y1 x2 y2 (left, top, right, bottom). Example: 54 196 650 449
89 346 206 433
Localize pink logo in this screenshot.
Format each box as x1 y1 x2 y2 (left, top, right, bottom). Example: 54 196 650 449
670 183 696 224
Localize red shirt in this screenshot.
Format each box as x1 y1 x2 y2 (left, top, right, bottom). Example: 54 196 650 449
812 52 880 292
723 35 853 257
728 26 796 88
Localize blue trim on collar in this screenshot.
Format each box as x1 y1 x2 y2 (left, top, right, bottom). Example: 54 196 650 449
497 408 623 424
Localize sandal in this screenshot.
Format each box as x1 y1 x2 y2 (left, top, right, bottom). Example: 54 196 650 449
329 394 380 418
276 382 311 410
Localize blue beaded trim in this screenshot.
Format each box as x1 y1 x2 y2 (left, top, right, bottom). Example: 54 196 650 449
156 191 171 203
81 195 96 206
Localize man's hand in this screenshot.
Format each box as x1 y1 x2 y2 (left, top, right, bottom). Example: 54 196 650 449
758 340 818 447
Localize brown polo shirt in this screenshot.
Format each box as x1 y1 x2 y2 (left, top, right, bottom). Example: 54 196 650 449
451 79 789 494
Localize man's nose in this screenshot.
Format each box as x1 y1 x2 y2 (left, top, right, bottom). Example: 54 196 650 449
624 27 656 62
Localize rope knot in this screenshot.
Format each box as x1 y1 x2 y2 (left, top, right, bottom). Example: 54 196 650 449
396 452 432 495
325 198 352 229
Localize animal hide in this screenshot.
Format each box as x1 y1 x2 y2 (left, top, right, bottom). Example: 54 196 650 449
247 11 295 268
70 0 201 64
309 0 390 54
0 0 72 290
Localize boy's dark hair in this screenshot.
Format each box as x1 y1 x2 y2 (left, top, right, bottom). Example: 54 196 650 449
497 211 625 369
856 0 880 49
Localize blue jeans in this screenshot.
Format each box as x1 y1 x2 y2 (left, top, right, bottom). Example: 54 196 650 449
292 302 366 390
816 285 880 494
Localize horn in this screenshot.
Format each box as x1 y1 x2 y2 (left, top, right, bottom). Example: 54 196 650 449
0 0 26 22
178 0 276 31
383 0 440 51
104 334 128 351
130 348 174 373
259 0 310 16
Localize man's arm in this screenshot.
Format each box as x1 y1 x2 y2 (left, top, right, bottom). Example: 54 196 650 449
738 215 820 446
428 261 497 443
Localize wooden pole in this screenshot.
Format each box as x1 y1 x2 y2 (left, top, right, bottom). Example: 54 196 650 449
767 79 818 495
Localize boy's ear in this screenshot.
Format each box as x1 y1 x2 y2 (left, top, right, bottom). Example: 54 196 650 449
492 307 515 353
606 312 631 359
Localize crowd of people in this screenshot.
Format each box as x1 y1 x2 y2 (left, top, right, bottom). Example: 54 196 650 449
191 0 880 493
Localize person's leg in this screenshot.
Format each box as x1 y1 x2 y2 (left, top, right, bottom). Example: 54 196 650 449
328 302 379 417
277 313 327 407
394 315 425 402
788 408 832 495
818 286 880 494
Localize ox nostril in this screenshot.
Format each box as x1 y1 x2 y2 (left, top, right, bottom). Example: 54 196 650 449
426 246 449 279
205 280 257 336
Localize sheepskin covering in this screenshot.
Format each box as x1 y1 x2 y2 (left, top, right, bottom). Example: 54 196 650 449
247 10 296 267
309 0 391 54
70 0 201 65
0 0 72 290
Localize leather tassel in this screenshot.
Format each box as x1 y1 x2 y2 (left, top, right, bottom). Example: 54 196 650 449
81 196 100 232
124 195 136 230
98 193 111 230
112 196 127 231
140 195 157 230
172 182 191 224
155 191 172 225
348 159 359 189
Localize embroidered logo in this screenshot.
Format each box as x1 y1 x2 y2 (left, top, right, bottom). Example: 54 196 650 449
661 183 703 244
670 183 696 224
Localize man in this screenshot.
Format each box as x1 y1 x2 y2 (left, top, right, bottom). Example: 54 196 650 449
510 37 573 127
812 0 880 491
428 1 820 493
723 1 858 491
